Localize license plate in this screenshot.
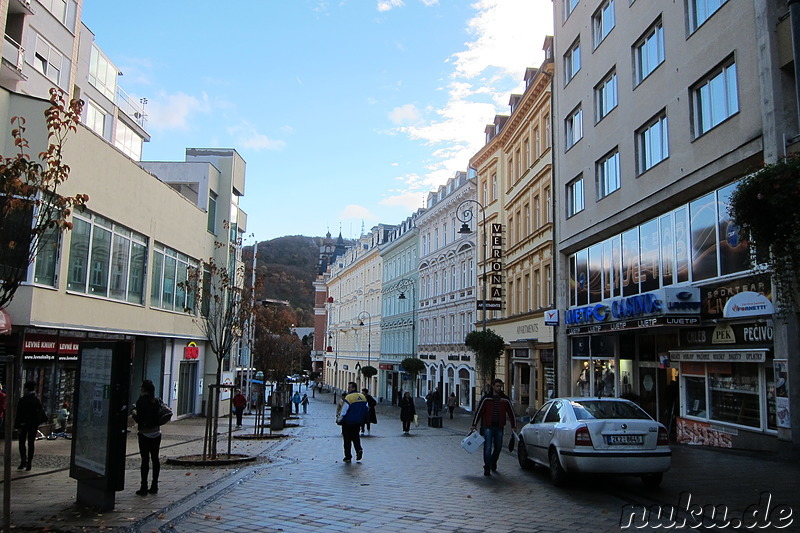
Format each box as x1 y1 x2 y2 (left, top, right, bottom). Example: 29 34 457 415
607 434 643 445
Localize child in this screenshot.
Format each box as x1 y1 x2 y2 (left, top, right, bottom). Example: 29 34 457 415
57 402 70 433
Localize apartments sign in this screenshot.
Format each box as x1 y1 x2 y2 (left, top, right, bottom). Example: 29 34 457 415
479 223 504 311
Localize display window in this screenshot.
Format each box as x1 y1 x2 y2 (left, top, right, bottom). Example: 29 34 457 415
680 361 771 431
572 358 615 397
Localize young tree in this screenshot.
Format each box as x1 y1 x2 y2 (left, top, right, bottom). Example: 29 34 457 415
184 245 257 459
400 357 425 396
0 88 88 308
465 329 505 386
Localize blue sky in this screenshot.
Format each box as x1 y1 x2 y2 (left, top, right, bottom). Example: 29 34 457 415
81 0 554 241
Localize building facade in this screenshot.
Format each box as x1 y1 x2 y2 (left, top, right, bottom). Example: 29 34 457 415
552 0 796 451
416 172 479 410
470 38 556 417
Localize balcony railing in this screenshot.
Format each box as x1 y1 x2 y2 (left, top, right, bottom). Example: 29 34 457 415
3 34 25 71
115 85 147 129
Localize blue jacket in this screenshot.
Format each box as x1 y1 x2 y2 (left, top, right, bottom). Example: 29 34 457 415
337 392 369 425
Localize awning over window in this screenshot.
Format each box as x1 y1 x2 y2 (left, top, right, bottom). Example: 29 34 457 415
669 348 767 363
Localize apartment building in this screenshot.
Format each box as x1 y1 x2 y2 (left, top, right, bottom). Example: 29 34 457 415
324 225 393 397
470 38 556 416
415 171 478 410
0 0 246 421
552 0 796 451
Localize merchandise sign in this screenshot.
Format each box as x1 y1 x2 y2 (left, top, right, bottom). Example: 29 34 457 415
184 342 199 359
544 310 559 326
722 291 774 318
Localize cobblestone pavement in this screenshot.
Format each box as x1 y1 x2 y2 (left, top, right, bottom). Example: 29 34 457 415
3 391 799 532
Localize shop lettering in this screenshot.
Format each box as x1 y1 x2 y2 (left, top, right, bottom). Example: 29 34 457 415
24 340 56 350
516 324 539 335
685 331 707 344
565 304 609 325
611 294 661 319
743 325 773 342
637 318 658 328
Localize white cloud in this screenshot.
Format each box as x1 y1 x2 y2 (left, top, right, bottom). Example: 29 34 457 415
340 204 377 222
388 104 422 125
147 91 211 130
380 190 426 211
377 0 404 12
228 121 286 151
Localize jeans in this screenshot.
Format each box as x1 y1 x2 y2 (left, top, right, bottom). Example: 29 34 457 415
482 426 504 469
138 434 161 486
18 424 37 466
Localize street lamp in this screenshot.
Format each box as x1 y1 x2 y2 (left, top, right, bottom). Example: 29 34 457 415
396 278 416 359
457 199 488 331
357 310 372 370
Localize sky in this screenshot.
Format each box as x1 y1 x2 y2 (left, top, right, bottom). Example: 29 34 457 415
80 0 554 241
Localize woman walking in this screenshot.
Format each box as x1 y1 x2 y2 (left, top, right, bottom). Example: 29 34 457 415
131 380 162 496
15 381 44 471
399 391 416 434
446 392 457 419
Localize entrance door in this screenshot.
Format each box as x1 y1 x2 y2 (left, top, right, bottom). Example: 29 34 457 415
639 364 658 420
177 361 197 416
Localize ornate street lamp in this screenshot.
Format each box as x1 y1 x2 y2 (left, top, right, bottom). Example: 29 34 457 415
357 310 372 370
396 278 417 359
457 199 488 331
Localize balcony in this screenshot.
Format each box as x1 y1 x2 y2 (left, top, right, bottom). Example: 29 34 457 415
115 86 147 129
1 34 26 85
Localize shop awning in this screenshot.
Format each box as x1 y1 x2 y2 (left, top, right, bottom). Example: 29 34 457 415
0 309 11 335
669 348 768 363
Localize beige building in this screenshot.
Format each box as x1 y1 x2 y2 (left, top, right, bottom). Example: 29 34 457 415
552 0 797 451
325 226 393 397
0 0 246 421
470 39 556 416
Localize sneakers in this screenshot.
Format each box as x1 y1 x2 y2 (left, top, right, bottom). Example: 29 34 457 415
356 450 363 461
343 457 352 463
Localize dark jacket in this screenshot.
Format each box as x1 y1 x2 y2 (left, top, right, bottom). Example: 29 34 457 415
472 394 517 430
133 394 161 435
15 391 43 428
337 392 369 425
365 394 377 424
399 396 416 422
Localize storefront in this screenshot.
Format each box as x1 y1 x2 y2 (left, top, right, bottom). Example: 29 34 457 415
671 275 779 450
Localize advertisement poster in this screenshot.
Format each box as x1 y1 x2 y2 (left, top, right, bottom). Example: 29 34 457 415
676 417 733 448
73 346 113 475
774 359 789 429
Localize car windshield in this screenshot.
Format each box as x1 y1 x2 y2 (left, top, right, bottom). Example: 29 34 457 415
570 400 652 421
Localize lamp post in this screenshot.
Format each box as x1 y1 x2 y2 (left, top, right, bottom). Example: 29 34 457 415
457 199 487 332
357 311 372 388
396 278 416 359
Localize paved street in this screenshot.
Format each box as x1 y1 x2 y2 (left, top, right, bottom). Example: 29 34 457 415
2 391 799 531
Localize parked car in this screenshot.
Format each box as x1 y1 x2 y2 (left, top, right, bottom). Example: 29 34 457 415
517 397 671 487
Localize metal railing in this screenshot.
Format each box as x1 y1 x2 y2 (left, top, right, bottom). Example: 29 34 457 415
115 85 147 129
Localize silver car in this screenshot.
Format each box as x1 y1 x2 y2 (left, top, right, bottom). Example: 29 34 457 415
517 397 671 487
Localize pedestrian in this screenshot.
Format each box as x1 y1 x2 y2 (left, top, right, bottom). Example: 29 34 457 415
399 391 416 434
232 389 247 428
432 387 442 416
360 388 377 435
131 380 162 495
14 380 45 471
301 393 309 414
292 390 302 414
57 401 70 433
0 383 6 436
470 378 517 476
446 392 457 419
425 390 433 416
335 382 368 463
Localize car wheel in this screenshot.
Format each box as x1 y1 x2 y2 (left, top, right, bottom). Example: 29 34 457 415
641 472 663 487
549 448 567 487
517 437 534 470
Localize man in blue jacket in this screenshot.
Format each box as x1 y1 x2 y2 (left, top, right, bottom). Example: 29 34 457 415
336 382 368 463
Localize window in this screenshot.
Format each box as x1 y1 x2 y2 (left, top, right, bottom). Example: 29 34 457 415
545 265 552 306
544 186 551 222
596 149 621 199
564 39 581 85
635 20 664 84
567 177 585 218
515 148 522 179
593 0 615 48
689 0 727 32
207 191 217 234
114 121 142 161
41 0 77 30
524 203 531 235
534 127 541 158
34 35 64 86
637 112 669 173
595 70 618 122
565 0 579 19
693 60 738 136
67 213 147 303
150 244 198 311
524 138 530 167
565 106 583 149
545 116 551 148
482 181 488 206
89 45 117 102
534 268 541 308
491 173 497 201
84 99 106 137
34 225 60 286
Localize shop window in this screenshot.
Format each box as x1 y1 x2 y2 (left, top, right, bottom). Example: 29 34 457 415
708 362 759 428
684 375 707 417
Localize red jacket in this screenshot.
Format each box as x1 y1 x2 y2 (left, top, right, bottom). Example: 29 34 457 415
232 393 247 410
472 394 516 430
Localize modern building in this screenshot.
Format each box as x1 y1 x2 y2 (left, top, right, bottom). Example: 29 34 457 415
0 0 246 422
378 211 422 404
324 225 393 397
415 171 479 410
552 0 795 451
470 38 556 417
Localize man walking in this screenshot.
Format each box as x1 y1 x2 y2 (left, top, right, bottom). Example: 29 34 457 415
470 379 517 476
232 389 247 428
336 382 368 463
